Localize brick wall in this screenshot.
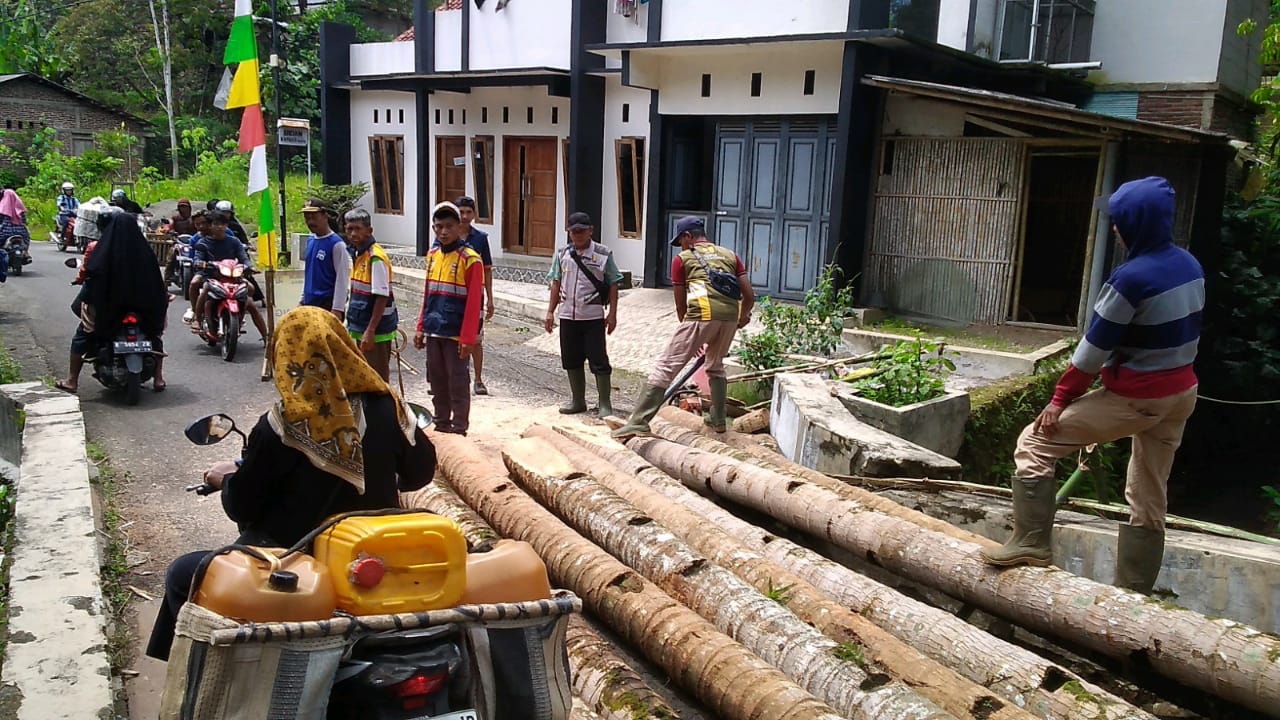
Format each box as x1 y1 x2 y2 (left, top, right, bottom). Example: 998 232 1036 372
1137 89 1257 140
0 77 148 176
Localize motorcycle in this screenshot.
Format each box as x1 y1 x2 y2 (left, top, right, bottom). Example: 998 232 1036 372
194 259 253 362
165 234 195 298
64 256 160 405
52 212 77 252
5 235 31 276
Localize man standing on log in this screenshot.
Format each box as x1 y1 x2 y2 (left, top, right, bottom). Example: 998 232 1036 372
981 176 1203 595
612 217 754 440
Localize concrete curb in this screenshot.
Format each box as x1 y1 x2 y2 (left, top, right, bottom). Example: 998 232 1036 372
0 382 113 720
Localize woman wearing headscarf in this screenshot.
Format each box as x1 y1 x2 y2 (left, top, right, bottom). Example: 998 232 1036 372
0 188 30 252
56 212 170 393
145 306 436 661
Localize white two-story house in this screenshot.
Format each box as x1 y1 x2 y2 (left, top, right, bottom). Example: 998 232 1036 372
320 0 1265 329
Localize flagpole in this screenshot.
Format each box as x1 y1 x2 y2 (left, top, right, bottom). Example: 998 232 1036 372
259 0 286 381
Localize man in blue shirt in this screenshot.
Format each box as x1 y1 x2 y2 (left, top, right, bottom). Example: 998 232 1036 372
456 196 495 395
186 211 269 340
300 198 351 321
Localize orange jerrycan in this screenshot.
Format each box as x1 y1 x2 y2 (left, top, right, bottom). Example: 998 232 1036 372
192 547 337 623
314 512 468 615
459 539 552 605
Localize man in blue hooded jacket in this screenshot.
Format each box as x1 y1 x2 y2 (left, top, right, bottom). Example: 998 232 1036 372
981 176 1204 595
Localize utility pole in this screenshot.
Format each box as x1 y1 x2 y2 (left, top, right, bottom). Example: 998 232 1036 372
270 0 289 268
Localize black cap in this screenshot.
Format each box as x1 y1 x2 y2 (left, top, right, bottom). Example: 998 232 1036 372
670 216 705 246
268 570 299 593
455 195 476 210
567 212 593 231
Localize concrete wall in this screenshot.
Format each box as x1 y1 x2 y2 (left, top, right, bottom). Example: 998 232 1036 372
349 90 419 244
469 0 572 71
881 94 968 137
435 10 463 73
349 41 415 77
661 0 849 42
1218 0 1268 97
600 76 652 277
0 77 147 172
936 0 973 51
650 43 844 116
1091 0 1225 85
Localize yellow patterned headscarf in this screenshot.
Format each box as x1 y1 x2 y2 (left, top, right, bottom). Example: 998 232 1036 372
266 306 414 493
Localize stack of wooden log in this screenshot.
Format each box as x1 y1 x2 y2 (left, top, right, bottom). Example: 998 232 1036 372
403 406 1280 720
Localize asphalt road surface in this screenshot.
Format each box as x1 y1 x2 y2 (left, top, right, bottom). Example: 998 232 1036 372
0 240 610 715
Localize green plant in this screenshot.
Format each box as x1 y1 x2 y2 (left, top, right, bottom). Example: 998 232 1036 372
0 346 21 385
832 641 868 669
86 441 132 672
307 182 374 221
764 579 795 606
849 335 955 407
1262 486 1280 532
735 264 856 371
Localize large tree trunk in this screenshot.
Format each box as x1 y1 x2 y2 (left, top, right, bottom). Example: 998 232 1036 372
654 408 994 548
550 425 1149 720
400 479 702 720
504 437 955 720
524 426 1033 720
624 434 1280 718
425 433 845 720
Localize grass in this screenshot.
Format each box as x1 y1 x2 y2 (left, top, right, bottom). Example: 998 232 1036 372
833 641 869 670
764 579 796 606
86 440 134 674
0 345 21 385
728 379 771 406
864 315 1048 353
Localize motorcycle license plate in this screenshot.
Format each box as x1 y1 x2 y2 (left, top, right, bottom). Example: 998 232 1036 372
413 710 477 720
113 340 152 353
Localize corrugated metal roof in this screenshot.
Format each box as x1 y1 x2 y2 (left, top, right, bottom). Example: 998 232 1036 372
1081 92 1139 120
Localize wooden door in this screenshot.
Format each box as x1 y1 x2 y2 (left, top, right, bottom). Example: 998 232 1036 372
436 136 467 205
501 137 558 256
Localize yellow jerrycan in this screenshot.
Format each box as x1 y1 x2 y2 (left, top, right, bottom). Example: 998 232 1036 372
192 547 337 623
458 539 553 605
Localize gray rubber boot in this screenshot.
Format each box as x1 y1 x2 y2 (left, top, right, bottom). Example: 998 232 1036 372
594 373 613 418
558 368 588 414
610 384 667 440
1114 524 1165 594
705 376 728 432
980 477 1056 567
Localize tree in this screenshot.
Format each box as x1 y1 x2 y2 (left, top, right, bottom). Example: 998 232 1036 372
146 0 180 178
0 0 71 80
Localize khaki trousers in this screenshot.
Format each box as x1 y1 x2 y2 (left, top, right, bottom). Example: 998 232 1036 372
647 320 738 388
1014 386 1198 531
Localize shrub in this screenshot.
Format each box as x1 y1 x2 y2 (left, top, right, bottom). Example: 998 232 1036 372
735 264 855 371
849 335 955 407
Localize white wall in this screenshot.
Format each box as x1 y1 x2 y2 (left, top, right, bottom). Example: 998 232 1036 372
350 41 416 77
426 87 572 262
599 77 652 277
469 0 572 71
1218 0 1268 97
435 9 462 73
653 43 844 116
349 90 419 245
661 0 849 42
605 4 650 70
936 0 972 51
881 95 968 137
1091 0 1226 85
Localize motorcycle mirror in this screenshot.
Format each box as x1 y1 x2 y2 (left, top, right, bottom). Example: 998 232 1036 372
184 414 240 446
64 257 79 268
407 403 433 429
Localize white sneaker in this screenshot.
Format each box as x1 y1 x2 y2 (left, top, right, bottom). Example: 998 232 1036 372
182 309 194 322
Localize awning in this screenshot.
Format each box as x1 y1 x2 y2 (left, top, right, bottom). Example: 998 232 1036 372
349 67 571 96
863 75 1224 144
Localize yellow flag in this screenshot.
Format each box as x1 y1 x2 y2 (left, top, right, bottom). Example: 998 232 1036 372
226 60 261 110
257 230 277 270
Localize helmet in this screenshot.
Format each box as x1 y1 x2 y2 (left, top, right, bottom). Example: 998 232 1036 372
215 200 233 212
111 189 126 201
61 182 74 192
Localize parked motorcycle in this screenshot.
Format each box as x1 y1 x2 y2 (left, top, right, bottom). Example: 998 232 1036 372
64 256 160 405
194 259 252 362
5 235 30 276
52 212 77 252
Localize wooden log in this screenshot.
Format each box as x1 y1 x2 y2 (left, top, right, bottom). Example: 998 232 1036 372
400 481 690 720
551 425 1151 720
505 437 956 720
426 433 845 720
653 408 995 549
732 407 771 434
624 434 1280 719
524 425 1030 720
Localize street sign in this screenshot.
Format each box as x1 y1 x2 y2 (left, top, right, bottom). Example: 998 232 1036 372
277 117 310 147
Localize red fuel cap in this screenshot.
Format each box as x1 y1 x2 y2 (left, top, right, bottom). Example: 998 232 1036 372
348 557 386 588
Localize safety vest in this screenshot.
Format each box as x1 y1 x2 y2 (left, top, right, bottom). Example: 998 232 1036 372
347 240 398 341
420 243 482 340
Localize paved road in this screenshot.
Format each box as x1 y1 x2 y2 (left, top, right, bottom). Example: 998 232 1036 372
0 240 618 715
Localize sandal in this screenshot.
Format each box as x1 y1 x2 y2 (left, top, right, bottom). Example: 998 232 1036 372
153 381 167 393
54 381 77 395
474 381 488 396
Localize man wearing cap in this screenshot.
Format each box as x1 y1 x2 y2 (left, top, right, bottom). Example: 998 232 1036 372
456 196 496 395
299 198 351 321
980 176 1203 596
169 199 196 236
613 217 754 439
545 212 621 417
413 202 485 435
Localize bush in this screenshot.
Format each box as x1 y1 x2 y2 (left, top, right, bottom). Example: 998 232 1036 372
735 264 855 371
849 336 955 407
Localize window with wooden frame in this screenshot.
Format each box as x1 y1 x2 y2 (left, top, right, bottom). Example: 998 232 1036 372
368 135 405 214
471 136 495 223
614 137 646 238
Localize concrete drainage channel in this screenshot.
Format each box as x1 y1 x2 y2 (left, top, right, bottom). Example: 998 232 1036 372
0 382 115 720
